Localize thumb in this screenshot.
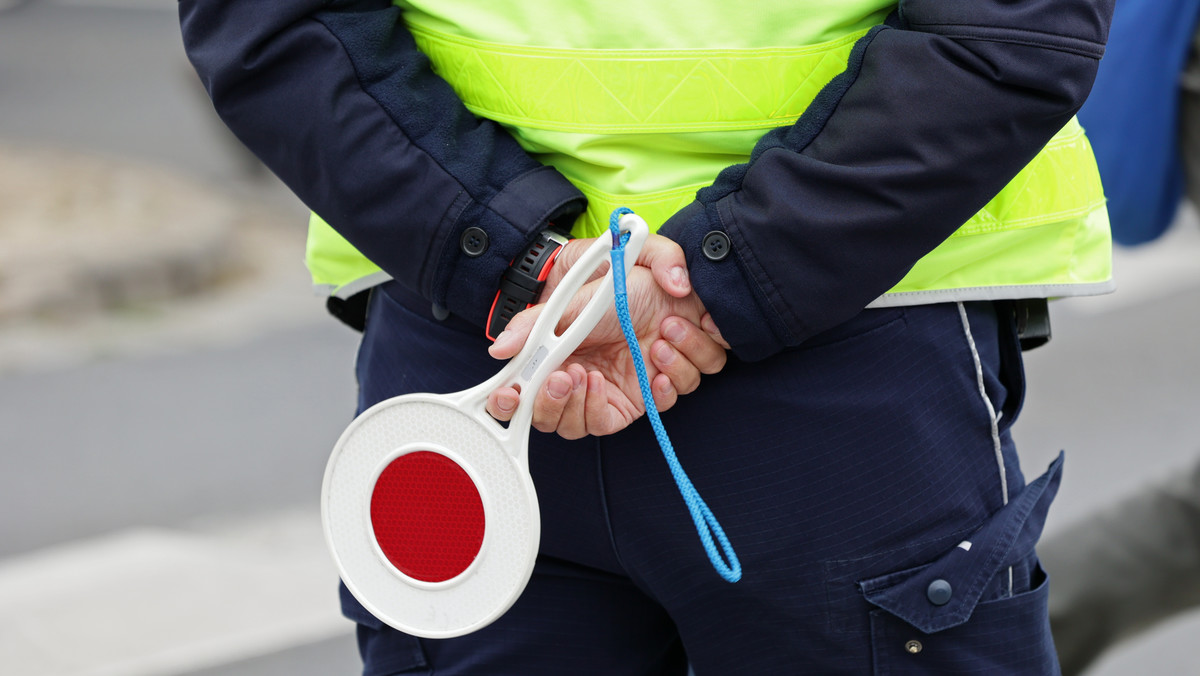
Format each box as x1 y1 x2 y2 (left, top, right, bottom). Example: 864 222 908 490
489 277 608 359
488 303 546 359
635 234 691 298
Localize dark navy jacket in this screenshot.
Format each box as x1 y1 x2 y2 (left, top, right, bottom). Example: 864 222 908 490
179 0 1113 362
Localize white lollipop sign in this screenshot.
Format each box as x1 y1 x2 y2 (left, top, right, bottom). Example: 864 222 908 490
323 214 650 638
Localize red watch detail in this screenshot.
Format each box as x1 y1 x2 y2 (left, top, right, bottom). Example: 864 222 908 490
486 229 570 341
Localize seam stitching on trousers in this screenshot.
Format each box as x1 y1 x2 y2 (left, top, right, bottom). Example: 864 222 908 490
958 301 1014 595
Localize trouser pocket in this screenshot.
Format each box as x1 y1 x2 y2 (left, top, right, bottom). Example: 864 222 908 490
869 563 1058 675
859 455 1064 674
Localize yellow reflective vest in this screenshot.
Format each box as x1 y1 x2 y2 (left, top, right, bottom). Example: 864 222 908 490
307 0 1112 305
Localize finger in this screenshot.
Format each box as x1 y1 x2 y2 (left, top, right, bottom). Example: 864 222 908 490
636 235 691 298
486 386 521 422
584 371 622 437
488 303 546 358
650 373 678 412
661 316 727 376
498 276 612 356
650 338 701 396
531 370 574 434
555 364 589 440
700 312 731 351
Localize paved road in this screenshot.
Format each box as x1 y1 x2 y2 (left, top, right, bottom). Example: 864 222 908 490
1 2 364 673
3 2 1200 675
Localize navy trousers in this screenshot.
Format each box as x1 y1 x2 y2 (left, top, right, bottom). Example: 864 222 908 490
342 280 1063 675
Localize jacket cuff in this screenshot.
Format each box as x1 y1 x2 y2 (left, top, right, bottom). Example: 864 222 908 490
436 166 586 327
659 200 795 362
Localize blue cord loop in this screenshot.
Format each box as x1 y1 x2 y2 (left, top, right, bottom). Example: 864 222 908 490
607 207 742 583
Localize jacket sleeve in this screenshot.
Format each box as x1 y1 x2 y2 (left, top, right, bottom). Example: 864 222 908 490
657 0 1114 361
178 0 586 327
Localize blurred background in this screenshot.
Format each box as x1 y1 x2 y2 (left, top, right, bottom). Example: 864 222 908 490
0 1 363 674
1 2 1199 675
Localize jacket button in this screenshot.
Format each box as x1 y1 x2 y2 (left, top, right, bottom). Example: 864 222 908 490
927 579 953 606
460 227 489 257
701 231 731 261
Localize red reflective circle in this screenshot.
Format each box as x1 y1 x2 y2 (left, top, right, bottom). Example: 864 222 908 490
370 451 485 583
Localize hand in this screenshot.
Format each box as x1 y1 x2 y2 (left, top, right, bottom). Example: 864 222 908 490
537 234 692 304
537 234 723 401
488 272 728 438
485 235 728 439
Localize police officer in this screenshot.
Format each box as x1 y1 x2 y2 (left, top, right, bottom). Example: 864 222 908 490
181 0 1115 672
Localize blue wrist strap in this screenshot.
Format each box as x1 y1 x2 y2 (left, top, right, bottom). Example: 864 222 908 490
608 207 742 583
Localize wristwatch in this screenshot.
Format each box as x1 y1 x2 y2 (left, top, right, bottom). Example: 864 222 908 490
486 227 571 340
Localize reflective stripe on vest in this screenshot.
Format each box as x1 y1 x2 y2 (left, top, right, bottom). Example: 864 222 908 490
307 5 1111 302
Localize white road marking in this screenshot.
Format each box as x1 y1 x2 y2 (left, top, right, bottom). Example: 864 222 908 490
0 509 351 676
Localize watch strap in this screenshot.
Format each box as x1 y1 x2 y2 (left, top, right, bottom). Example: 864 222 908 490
486 228 570 340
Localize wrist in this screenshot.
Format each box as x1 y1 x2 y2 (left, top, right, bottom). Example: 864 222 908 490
486 226 571 340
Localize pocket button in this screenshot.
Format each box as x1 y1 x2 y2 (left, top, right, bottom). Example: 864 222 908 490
926 578 953 606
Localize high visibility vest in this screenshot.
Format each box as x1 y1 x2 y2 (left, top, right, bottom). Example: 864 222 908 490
308 0 1112 306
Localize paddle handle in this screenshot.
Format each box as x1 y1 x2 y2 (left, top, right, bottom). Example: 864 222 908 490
455 215 649 453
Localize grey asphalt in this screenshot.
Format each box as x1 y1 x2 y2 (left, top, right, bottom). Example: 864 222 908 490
1 2 364 673
3 2 1200 675
0 322 358 558
0 1 362 558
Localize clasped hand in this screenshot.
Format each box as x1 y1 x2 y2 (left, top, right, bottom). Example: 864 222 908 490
486 234 729 439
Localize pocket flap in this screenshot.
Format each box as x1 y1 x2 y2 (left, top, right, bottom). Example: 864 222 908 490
858 452 1063 633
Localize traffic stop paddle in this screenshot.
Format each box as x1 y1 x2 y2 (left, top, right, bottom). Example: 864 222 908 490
322 214 650 638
